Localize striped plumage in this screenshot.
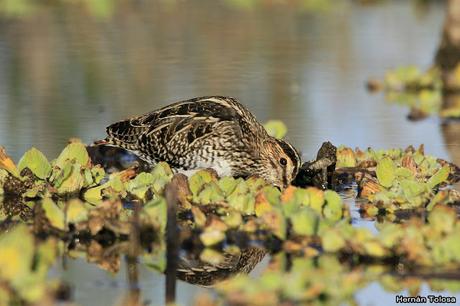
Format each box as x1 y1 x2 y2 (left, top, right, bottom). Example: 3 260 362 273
176 246 266 286
102 96 301 188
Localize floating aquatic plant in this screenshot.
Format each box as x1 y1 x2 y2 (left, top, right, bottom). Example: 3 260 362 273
215 252 460 306
368 65 460 119
0 138 459 305
336 145 459 213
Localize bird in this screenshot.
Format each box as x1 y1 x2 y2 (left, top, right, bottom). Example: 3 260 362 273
176 246 266 286
98 96 301 188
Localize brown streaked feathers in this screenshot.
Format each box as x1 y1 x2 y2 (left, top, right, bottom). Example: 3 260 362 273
102 96 301 187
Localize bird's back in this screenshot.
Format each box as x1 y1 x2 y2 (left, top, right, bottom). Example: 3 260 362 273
104 96 267 168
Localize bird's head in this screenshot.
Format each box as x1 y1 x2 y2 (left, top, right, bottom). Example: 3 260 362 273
258 137 301 188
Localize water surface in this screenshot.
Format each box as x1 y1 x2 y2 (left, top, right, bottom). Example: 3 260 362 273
0 1 459 305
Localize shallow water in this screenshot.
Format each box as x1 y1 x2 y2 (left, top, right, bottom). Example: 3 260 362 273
1 1 459 305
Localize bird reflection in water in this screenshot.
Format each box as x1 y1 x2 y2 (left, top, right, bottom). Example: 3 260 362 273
176 246 267 286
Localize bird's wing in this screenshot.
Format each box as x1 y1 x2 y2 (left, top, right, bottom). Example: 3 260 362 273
137 105 246 163
145 96 265 135
106 96 266 162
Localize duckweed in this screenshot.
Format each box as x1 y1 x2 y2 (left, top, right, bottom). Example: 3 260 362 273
0 140 458 304
336 145 459 212
369 65 460 119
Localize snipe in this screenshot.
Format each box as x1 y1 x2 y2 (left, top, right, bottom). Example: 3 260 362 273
99 96 301 188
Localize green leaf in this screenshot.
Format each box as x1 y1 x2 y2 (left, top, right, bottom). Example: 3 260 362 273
83 173 126 204
306 187 324 214
17 148 51 179
143 250 166 273
0 225 34 283
150 162 173 193
280 187 302 217
336 147 356 168
191 206 207 227
66 199 88 224
291 208 318 236
255 190 273 217
264 120 287 139
323 190 343 221
363 240 386 257
83 185 103 204
83 168 94 187
34 239 57 277
395 167 414 178
222 210 243 228
189 170 215 196
376 157 396 188
322 228 346 252
50 161 73 188
427 165 450 189
431 234 460 265
200 248 225 265
91 165 105 185
426 190 448 211
42 198 65 230
227 180 255 215
56 163 85 195
261 185 281 206
54 142 90 169
385 65 421 87
378 223 403 248
143 197 167 231
400 180 426 199
196 181 225 205
14 238 56 303
200 228 225 246
428 206 456 234
218 176 239 195
246 176 268 191
228 193 255 215
127 172 155 199
262 208 286 240
101 176 126 199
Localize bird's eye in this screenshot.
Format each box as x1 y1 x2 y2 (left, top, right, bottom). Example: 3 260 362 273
280 157 287 166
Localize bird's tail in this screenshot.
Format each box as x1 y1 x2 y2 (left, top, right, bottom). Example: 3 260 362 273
93 136 141 152
96 119 148 151
93 139 109 145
